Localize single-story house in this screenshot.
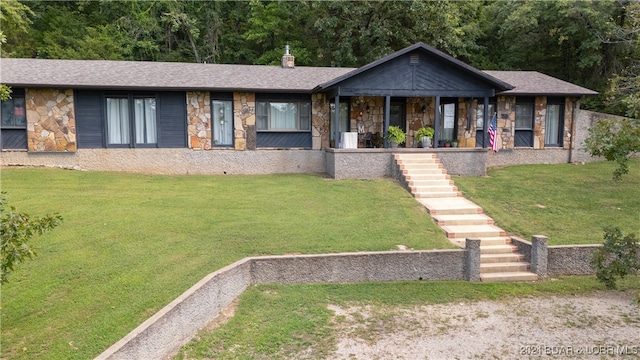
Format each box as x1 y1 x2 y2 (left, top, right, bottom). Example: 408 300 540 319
0 42 598 177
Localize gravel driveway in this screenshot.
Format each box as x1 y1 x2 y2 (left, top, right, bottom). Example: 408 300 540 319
324 291 640 359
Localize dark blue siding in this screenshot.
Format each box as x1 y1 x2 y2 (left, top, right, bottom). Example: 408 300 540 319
157 92 187 148
75 90 105 148
256 132 311 148
0 129 27 149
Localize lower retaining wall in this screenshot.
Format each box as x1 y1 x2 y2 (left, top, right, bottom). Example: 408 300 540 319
95 259 252 360
96 249 465 360
94 239 631 360
251 250 466 284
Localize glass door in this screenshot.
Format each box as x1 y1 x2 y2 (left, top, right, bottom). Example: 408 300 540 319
212 100 233 146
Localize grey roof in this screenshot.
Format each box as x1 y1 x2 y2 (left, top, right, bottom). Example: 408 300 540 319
315 42 514 92
0 55 597 97
484 71 598 96
0 58 354 92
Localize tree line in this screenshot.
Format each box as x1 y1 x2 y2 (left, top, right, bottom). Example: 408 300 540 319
1 0 638 115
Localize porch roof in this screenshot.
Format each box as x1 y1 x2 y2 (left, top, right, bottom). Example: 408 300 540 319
314 42 514 98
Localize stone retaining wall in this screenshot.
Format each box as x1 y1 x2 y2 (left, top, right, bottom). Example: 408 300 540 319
93 238 631 360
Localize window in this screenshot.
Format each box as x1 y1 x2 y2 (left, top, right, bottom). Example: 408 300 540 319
475 103 495 130
256 101 310 131
515 97 535 147
475 100 495 148
212 99 233 146
330 101 349 146
439 100 456 143
1 88 27 150
106 94 157 147
1 89 26 128
544 97 565 147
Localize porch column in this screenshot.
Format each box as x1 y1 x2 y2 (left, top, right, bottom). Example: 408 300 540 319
383 95 390 148
334 95 340 148
482 96 489 148
434 96 441 148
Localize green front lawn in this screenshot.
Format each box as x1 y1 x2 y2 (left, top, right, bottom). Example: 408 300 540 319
453 159 640 245
0 159 638 359
0 169 451 360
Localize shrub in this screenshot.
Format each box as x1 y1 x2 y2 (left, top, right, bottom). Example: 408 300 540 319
591 226 639 289
1 192 63 284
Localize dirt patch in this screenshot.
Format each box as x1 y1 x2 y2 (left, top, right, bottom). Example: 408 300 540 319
321 292 640 359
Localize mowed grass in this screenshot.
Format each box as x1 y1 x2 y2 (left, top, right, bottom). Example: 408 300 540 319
453 159 640 245
1 159 639 359
177 277 640 359
0 168 452 360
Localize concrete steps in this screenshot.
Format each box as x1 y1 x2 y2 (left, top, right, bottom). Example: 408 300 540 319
394 153 537 283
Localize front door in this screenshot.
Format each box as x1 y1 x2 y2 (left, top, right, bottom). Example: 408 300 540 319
389 100 406 147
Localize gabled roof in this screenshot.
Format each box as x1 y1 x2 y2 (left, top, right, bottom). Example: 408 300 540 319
314 42 514 92
0 58 354 92
484 71 598 96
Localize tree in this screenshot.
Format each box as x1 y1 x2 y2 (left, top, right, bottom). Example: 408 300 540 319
592 226 639 289
0 193 62 284
584 1 639 180
584 117 640 180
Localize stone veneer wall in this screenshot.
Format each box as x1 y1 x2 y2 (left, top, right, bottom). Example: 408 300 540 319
311 93 329 149
406 97 434 146
233 92 255 151
186 91 211 150
25 88 76 152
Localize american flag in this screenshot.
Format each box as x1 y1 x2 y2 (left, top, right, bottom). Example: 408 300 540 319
488 113 499 153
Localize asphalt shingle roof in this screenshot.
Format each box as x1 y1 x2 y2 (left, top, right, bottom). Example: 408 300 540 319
484 70 598 96
0 57 598 97
0 58 355 92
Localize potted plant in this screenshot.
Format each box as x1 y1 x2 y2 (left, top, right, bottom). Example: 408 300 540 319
415 126 434 148
387 126 406 148
451 139 458 148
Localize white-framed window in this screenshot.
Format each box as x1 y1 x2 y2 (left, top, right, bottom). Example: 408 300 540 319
106 98 130 145
106 94 157 146
212 100 233 146
256 101 310 131
544 97 565 147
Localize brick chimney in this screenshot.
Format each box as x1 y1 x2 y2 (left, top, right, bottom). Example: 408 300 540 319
281 45 295 69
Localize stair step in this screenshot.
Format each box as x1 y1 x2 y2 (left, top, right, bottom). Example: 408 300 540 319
480 272 538 282
441 224 506 239
405 174 451 181
399 163 444 170
480 262 530 273
480 253 523 263
402 168 446 175
418 197 483 215
449 237 511 247
407 179 453 185
432 214 494 226
394 153 437 160
411 185 458 193
480 244 517 254
414 192 460 198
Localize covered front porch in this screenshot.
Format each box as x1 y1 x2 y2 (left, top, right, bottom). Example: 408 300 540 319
315 43 513 151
